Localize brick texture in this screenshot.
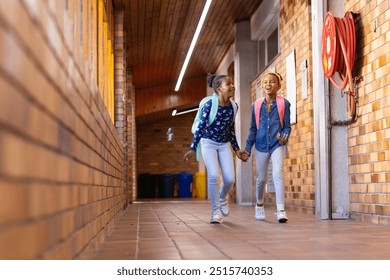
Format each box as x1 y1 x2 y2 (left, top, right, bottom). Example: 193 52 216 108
345 0 390 225
0 0 127 259
137 112 199 173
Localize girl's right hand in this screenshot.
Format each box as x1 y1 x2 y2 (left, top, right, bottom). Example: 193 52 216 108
183 150 195 162
277 132 289 145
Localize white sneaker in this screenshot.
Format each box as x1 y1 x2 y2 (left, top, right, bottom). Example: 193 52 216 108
255 206 266 221
275 210 288 223
210 210 222 224
219 198 229 217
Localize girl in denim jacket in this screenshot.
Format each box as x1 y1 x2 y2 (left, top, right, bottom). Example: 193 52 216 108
243 72 291 223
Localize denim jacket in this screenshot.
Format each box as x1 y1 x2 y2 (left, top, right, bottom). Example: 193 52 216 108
245 98 291 154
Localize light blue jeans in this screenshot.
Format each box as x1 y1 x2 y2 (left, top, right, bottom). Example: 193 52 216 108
201 138 235 212
255 146 286 208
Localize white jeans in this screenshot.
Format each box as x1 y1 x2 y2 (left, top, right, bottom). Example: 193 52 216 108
255 146 286 208
201 138 235 212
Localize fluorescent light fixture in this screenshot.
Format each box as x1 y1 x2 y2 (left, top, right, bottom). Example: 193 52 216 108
172 107 198 116
174 0 213 91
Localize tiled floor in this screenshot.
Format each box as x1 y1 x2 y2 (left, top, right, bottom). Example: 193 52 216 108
94 200 390 260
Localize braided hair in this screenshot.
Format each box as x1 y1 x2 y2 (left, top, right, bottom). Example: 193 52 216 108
207 74 228 92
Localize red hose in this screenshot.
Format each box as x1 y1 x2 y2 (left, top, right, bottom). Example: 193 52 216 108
322 12 356 117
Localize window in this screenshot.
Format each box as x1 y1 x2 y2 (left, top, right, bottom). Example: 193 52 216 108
251 0 280 72
257 21 279 72
267 27 279 63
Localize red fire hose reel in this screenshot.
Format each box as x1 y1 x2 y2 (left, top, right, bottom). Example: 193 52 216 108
322 11 357 118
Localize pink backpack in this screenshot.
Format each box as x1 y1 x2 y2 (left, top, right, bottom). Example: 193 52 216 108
255 96 285 128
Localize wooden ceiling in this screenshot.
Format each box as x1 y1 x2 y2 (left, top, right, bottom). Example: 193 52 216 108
114 0 263 121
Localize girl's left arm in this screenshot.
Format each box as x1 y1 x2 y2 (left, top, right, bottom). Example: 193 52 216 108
228 121 240 151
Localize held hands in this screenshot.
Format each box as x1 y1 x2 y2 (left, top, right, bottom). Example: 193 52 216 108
185 149 250 163
241 151 250 162
277 132 289 145
183 150 195 163
235 150 250 162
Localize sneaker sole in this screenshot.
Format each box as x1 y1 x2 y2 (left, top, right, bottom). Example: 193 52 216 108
210 220 222 224
278 218 288 223
221 211 229 217
256 217 265 221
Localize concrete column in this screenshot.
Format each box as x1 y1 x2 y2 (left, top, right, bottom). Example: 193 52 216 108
312 1 330 219
234 21 257 205
329 1 349 220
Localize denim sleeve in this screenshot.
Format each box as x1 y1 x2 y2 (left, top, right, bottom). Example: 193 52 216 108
190 100 211 151
281 99 291 138
244 104 257 154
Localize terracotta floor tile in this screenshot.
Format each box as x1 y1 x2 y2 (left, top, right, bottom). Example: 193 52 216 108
94 200 390 260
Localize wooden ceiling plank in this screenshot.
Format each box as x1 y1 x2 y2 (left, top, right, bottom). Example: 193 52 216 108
146 0 161 86
129 0 138 66
138 0 153 87
172 0 210 86
122 0 263 100
199 0 259 76
156 0 178 87
160 0 191 86
190 0 233 76
152 0 169 86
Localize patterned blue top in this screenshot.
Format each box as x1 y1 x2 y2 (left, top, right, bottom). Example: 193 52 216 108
190 99 240 151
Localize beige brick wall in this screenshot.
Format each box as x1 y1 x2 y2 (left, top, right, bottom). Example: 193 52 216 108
346 0 390 225
0 0 127 259
137 112 199 175
250 0 315 214
127 83 137 201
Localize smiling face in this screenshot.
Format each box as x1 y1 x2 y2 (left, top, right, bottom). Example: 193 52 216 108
261 73 281 98
217 76 235 100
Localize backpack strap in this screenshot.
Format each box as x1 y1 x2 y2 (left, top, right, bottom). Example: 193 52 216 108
255 96 285 129
191 94 214 134
230 100 238 120
209 93 219 125
254 98 264 129
275 96 285 127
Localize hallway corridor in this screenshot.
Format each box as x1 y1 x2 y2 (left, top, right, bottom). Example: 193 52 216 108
94 200 390 260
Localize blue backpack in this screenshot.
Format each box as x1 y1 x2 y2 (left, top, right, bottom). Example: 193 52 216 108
191 93 238 161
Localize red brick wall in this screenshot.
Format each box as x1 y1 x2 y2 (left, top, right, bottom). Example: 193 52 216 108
0 1 127 259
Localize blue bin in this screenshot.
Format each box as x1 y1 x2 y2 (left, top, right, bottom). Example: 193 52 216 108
159 173 175 198
177 172 193 198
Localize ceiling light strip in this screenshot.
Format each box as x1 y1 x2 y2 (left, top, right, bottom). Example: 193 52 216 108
172 107 199 116
174 0 213 91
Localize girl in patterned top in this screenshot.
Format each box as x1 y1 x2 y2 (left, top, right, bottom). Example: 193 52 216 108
184 74 245 224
